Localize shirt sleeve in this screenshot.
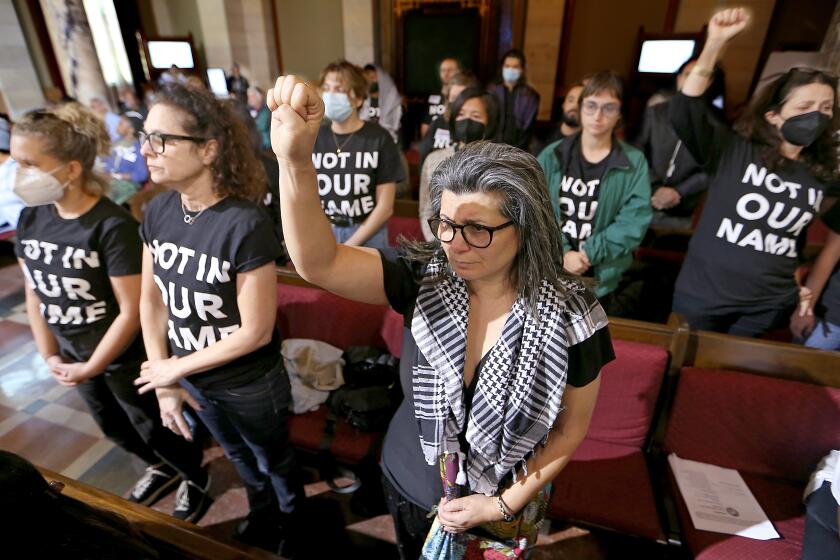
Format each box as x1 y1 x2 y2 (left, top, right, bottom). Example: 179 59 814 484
669 92 734 176
375 131 406 185
101 217 143 276
234 212 282 273
566 326 615 387
379 248 422 315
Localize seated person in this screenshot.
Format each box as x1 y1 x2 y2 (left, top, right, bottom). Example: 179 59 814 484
790 200 840 350
0 114 24 233
247 86 272 150
419 87 499 241
802 450 840 560
539 81 583 151
314 60 404 248
421 57 461 138
361 64 403 145
538 70 652 314
636 59 723 229
99 111 148 204
417 71 479 167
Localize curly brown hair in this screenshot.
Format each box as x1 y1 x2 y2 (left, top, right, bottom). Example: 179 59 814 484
735 68 839 183
14 103 111 196
154 83 266 203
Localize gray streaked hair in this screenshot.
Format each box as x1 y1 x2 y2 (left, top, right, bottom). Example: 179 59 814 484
402 141 575 315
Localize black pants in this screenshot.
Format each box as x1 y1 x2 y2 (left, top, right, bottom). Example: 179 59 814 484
803 481 840 560
382 474 433 560
182 363 303 521
672 291 795 338
75 365 205 481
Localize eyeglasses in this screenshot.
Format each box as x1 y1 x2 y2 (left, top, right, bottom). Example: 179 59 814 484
137 131 207 154
427 217 515 249
581 101 620 118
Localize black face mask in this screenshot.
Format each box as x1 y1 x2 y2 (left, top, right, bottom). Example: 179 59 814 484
369 82 379 94
454 118 486 144
780 110 831 147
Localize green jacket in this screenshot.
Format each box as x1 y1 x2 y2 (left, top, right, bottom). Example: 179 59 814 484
537 134 652 298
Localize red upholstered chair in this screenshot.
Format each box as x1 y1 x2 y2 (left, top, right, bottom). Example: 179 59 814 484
277 283 392 465
387 215 424 247
549 339 670 541
663 367 840 560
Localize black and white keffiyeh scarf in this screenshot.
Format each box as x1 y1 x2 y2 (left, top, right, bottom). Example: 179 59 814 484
411 258 608 496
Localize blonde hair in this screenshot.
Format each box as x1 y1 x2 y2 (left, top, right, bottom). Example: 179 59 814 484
15 103 111 196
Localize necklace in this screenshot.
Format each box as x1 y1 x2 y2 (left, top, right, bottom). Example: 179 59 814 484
180 198 205 225
332 130 356 153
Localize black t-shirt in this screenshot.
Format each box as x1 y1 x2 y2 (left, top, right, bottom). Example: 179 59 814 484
16 198 145 364
312 121 405 222
670 93 826 311
364 96 381 123
418 116 453 167
378 248 614 510
139 191 282 389
558 140 609 251
424 93 446 125
817 202 840 325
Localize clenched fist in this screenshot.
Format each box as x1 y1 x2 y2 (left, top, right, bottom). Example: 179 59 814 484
707 8 750 44
266 75 325 167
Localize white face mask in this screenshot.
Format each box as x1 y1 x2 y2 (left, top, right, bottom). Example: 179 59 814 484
13 164 69 206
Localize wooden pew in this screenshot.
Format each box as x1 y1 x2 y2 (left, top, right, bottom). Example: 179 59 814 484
38 468 283 560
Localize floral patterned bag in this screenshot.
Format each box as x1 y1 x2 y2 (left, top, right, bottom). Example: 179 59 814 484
420 452 550 560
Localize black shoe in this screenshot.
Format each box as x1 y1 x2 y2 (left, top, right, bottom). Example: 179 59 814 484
172 476 212 523
128 464 179 506
233 516 283 552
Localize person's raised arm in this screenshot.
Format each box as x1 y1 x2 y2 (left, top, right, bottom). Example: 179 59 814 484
267 75 388 305
682 8 750 98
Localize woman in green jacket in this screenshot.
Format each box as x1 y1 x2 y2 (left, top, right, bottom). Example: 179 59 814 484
538 70 652 313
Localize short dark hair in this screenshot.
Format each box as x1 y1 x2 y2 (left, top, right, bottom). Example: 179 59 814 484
501 48 526 68
579 70 624 105
448 86 500 140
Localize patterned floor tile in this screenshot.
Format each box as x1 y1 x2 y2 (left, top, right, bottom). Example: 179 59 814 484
35 402 105 438
0 415 98 472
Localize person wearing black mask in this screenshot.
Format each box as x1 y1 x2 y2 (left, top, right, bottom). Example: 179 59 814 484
418 87 499 241
670 7 839 337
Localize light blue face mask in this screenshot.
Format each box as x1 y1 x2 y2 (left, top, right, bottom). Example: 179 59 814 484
502 67 522 83
323 92 354 123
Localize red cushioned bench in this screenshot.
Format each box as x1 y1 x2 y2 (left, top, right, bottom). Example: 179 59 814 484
548 338 671 542
276 277 394 467
663 367 840 560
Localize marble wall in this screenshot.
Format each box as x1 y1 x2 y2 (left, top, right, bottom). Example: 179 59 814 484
0 0 46 119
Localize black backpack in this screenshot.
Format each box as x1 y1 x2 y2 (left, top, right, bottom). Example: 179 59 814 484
328 347 401 432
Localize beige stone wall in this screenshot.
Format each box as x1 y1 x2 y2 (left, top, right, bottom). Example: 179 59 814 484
224 0 280 90
274 0 345 82
675 0 777 108
342 0 374 67
0 0 46 119
522 0 566 121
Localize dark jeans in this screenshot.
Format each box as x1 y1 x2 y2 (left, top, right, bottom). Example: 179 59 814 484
75 365 205 481
672 292 795 338
182 362 302 520
803 481 840 560
382 474 433 560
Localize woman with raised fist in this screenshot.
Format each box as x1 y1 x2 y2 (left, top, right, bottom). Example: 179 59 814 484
269 75 613 560
670 7 839 337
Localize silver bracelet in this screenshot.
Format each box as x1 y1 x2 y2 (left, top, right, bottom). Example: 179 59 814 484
496 495 515 522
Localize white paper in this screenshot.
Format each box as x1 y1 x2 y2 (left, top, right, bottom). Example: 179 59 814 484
668 453 780 540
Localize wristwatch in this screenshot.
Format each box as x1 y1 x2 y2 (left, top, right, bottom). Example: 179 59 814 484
496 495 515 522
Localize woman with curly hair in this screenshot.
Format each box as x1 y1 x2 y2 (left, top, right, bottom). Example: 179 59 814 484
11 102 206 520
670 8 839 337
133 83 301 554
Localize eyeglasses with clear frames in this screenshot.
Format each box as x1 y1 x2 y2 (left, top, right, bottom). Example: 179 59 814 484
136 131 207 154
427 217 516 249
581 100 620 118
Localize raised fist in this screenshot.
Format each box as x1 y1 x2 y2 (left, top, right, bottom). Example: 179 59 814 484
707 8 750 43
266 75 324 166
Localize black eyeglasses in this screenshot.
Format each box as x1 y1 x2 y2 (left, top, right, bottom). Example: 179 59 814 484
137 131 207 154
427 217 515 249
